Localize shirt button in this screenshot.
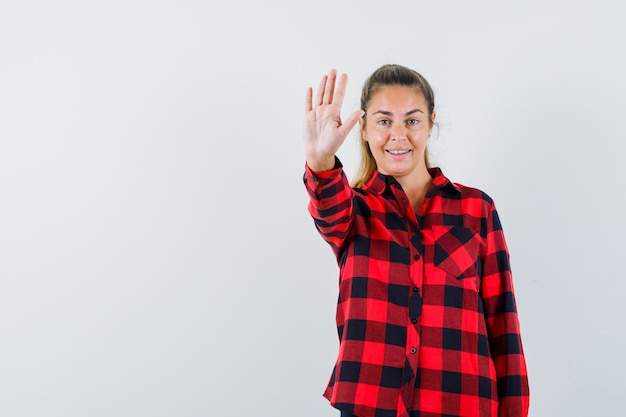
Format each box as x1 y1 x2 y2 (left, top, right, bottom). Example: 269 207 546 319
411 318 417 324
410 347 417 354
413 254 420 261
413 287 419 292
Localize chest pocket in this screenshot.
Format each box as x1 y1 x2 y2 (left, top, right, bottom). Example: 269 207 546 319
427 225 482 281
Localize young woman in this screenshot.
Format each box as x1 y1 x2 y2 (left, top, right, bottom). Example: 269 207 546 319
303 65 529 417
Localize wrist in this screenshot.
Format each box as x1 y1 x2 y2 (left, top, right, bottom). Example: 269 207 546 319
306 155 336 172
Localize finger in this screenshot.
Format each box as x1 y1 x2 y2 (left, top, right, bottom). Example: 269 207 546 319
323 69 337 104
332 73 349 109
338 109 365 138
304 87 313 112
315 75 327 106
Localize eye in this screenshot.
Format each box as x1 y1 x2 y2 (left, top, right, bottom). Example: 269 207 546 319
377 119 390 126
407 119 420 126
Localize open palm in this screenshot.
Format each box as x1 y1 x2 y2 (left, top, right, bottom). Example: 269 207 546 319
303 69 364 172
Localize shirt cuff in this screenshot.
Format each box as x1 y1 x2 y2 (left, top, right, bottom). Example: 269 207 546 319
303 156 344 194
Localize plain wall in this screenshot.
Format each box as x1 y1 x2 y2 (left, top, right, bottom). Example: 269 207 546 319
1 1 625 416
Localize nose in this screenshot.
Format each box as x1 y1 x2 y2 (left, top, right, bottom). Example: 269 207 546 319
391 124 407 141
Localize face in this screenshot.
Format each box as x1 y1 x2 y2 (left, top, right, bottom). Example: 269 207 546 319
361 86 435 181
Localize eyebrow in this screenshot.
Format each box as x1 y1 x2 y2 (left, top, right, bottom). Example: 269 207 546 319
372 109 424 116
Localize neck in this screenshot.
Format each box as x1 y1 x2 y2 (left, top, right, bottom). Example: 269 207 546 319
395 165 433 211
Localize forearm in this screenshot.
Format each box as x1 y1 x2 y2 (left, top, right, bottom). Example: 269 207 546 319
481 205 530 416
304 158 355 257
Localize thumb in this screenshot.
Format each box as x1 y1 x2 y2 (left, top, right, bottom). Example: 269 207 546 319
338 109 365 138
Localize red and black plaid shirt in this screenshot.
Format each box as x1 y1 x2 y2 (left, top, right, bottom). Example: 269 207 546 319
304 159 529 417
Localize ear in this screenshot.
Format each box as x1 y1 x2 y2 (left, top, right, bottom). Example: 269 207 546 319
429 111 437 135
359 117 368 142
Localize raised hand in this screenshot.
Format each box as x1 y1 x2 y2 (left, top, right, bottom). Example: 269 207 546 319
303 69 364 172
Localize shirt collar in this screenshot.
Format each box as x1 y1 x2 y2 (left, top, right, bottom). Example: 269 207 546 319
362 167 461 195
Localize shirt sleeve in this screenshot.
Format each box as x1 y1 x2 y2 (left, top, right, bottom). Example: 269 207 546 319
479 201 530 417
303 158 355 260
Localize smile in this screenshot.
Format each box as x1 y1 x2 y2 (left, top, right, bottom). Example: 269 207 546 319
386 149 411 155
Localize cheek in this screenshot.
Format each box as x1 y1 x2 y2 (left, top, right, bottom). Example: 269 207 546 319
369 138 389 152
413 127 431 140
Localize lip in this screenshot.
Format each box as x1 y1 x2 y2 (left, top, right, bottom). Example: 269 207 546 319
386 149 411 160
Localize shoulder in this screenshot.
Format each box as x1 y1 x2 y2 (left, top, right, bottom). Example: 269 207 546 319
436 176 500 228
430 167 496 209
452 182 495 206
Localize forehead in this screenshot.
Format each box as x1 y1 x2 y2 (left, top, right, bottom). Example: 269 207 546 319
368 86 427 111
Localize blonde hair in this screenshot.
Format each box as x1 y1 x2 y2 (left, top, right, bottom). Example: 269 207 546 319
352 64 436 188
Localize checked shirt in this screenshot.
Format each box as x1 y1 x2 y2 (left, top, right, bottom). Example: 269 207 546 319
304 160 529 417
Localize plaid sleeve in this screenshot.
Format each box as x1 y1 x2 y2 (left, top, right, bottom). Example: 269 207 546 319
303 158 355 259
480 200 530 417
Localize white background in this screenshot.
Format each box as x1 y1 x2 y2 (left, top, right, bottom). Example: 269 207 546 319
1 1 625 416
